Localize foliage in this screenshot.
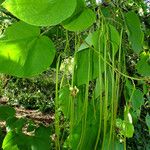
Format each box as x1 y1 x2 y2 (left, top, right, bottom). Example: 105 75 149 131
0 105 52 150
0 0 150 150
2 70 55 112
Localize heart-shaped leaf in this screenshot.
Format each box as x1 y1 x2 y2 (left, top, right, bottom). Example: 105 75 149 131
2 0 76 26
0 21 56 77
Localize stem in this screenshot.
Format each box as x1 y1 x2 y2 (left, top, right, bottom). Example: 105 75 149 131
108 44 115 149
102 24 108 150
94 20 104 150
55 56 61 150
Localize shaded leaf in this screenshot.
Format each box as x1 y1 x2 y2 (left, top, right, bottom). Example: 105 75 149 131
108 24 120 56
30 125 51 150
131 89 144 110
59 86 71 118
136 52 150 76
103 134 124 150
0 105 16 121
94 77 104 99
146 114 150 133
125 11 144 53
2 125 51 150
75 48 103 86
124 79 135 102
65 103 99 150
0 0 4 5
6 117 27 132
63 8 96 32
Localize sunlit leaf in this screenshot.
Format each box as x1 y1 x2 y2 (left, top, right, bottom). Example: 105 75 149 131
4 145 19 150
0 21 56 77
2 0 76 26
124 122 134 138
2 131 29 150
116 118 134 138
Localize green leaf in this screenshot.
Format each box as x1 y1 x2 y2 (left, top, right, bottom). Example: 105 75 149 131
78 27 105 53
2 0 76 26
131 89 144 110
62 8 96 32
136 52 150 76
78 31 96 51
0 21 56 77
103 134 124 150
30 125 51 150
125 11 144 53
59 86 71 118
0 0 4 5
130 109 140 123
124 122 134 138
94 77 104 99
6 117 27 132
4 145 19 150
71 0 85 16
2 126 51 150
0 105 16 121
116 118 134 138
75 27 107 85
76 0 85 9
146 114 150 133
35 125 51 139
2 131 29 150
66 103 99 150
124 79 135 102
75 48 103 86
108 25 120 56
